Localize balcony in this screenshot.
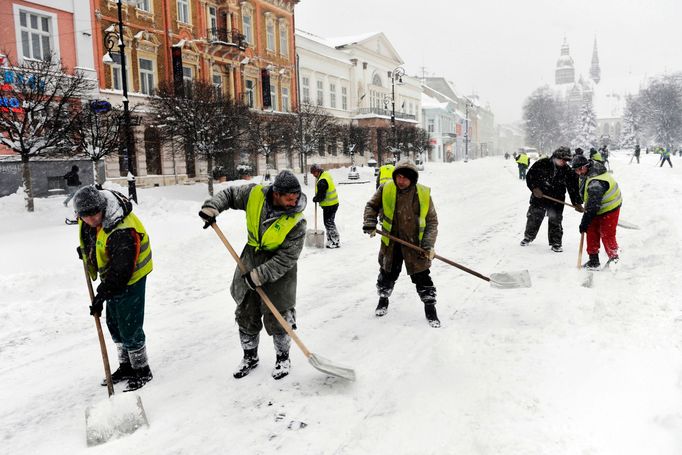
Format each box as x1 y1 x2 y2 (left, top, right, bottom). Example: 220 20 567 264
207 27 247 50
354 107 416 121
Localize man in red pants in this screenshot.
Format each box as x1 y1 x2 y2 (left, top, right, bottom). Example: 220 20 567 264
570 155 622 270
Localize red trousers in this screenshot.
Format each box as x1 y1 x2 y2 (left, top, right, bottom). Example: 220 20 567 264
586 207 620 258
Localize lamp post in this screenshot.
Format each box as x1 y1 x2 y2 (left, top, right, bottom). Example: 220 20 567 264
382 66 406 163
104 0 137 203
464 100 473 163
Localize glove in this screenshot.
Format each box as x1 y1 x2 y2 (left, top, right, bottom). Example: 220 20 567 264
363 225 377 237
312 195 322 203
574 203 585 213
89 294 105 316
532 188 544 198
579 221 589 234
76 246 83 259
199 207 219 229
423 248 436 260
243 269 262 291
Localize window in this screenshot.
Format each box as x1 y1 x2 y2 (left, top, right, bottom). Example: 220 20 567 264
139 58 154 95
341 86 348 111
316 80 323 106
177 0 190 24
427 118 435 133
329 83 336 109
213 74 222 94
242 11 253 43
270 84 278 111
182 66 193 83
245 79 255 107
137 0 151 12
266 17 275 51
109 52 123 90
281 86 289 112
18 10 52 60
279 21 289 56
208 6 217 39
302 76 310 103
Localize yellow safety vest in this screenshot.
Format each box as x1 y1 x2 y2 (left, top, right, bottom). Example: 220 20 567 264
378 165 395 185
592 151 603 162
516 154 529 166
246 185 304 252
80 212 153 285
584 172 622 215
381 181 430 246
317 171 338 207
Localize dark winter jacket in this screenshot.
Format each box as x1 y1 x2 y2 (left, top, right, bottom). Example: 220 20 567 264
525 157 581 207
579 161 619 229
202 184 307 312
80 190 138 300
312 178 328 203
64 169 81 187
634 145 641 157
363 161 438 275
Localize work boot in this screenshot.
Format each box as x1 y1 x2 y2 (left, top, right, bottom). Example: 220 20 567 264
272 352 291 380
123 365 153 392
583 254 601 271
101 362 134 386
233 348 259 379
551 244 563 253
603 256 619 269
520 238 531 246
375 297 389 317
424 304 441 328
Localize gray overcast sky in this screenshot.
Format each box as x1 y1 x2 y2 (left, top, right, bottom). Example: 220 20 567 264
295 0 682 123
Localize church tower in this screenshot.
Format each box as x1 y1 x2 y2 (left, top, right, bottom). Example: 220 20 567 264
590 37 601 84
555 38 575 85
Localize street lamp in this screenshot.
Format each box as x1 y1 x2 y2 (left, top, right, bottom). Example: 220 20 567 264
464 100 473 163
383 66 406 163
104 0 137 203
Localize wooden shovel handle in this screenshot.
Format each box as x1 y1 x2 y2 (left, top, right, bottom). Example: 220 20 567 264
577 233 585 270
82 259 114 397
210 223 312 358
375 229 491 282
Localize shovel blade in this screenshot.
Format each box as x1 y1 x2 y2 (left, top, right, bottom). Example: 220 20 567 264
305 229 325 248
85 393 148 446
489 270 532 289
308 353 356 382
617 220 640 230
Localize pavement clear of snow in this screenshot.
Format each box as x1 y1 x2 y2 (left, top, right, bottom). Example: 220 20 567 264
2 151 682 454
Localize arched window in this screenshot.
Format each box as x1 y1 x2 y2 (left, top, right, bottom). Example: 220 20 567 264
144 127 162 175
372 73 382 87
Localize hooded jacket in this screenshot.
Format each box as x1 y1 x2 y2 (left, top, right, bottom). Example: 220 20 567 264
579 161 620 227
202 183 307 312
363 161 438 275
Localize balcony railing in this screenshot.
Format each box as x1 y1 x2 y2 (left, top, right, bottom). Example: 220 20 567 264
207 27 247 50
354 107 416 121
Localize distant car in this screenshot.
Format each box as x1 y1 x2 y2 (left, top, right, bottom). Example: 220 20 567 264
415 159 425 171
348 166 359 180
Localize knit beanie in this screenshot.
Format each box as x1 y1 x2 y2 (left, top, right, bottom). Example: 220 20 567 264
272 170 301 194
73 186 106 217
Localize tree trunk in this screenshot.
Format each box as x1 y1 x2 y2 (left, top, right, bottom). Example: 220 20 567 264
21 155 34 212
207 153 214 196
93 159 106 185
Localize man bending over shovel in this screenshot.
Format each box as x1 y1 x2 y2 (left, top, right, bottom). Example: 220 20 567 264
363 160 441 328
199 170 307 379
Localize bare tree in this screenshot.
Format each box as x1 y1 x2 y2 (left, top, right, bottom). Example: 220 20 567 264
70 102 125 184
522 86 563 154
246 112 297 178
293 103 338 173
149 80 249 195
639 75 682 148
0 54 94 211
339 123 370 164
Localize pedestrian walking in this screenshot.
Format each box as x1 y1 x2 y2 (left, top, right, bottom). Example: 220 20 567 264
63 165 82 207
363 160 441 328
630 144 641 164
310 164 340 248
74 186 154 391
199 170 307 380
570 155 622 269
520 147 583 252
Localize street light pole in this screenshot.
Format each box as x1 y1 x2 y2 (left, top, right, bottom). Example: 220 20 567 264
386 66 405 163
104 0 137 202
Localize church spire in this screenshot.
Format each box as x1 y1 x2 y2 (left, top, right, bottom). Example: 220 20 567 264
590 36 601 84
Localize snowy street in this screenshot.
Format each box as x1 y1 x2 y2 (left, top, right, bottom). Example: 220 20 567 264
3 151 682 454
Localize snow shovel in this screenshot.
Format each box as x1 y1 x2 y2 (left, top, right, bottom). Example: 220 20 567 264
305 203 325 248
81 260 149 446
540 194 640 230
209 223 356 382
578 233 594 287
375 229 531 289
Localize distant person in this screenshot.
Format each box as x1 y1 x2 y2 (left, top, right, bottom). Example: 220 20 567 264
376 157 396 189
660 146 673 168
574 147 584 156
515 150 530 180
504 152 510 160
63 165 82 207
589 147 603 163
599 145 610 170
310 164 340 249
630 144 641 164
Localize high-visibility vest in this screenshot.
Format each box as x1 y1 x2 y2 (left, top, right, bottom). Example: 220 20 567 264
80 212 153 285
378 164 395 185
584 172 622 215
246 185 304 252
380 181 430 246
317 171 338 207
516 154 529 166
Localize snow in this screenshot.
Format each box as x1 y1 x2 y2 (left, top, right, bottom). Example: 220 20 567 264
3 153 682 454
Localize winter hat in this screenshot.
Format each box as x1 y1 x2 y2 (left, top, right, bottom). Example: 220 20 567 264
574 147 584 155
552 146 572 160
310 164 323 174
73 185 106 217
272 170 301 194
392 159 419 184
570 155 590 169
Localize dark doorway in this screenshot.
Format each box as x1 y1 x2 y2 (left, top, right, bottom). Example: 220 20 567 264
185 143 196 178
144 127 162 175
